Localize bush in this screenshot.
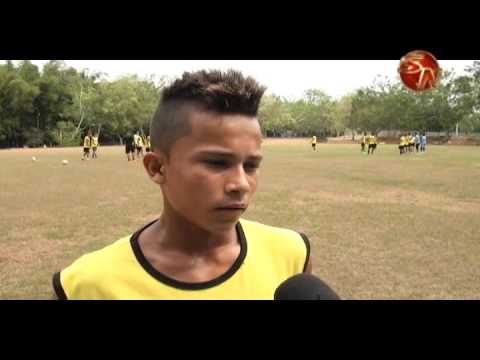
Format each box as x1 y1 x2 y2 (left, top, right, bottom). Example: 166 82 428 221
22 128 45 148
48 122 81 147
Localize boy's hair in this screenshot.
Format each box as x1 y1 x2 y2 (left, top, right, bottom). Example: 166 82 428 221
150 69 266 157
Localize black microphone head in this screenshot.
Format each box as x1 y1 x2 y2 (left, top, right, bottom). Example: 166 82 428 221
274 273 340 300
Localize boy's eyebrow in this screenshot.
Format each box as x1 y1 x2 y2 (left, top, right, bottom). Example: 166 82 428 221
196 151 263 161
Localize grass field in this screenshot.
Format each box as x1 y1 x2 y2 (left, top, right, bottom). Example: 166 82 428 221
1 140 479 299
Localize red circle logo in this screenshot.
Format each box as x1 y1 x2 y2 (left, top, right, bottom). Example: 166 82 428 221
398 50 441 91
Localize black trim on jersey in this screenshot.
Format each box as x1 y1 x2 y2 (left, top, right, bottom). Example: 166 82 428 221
52 272 68 300
300 233 311 273
130 220 248 290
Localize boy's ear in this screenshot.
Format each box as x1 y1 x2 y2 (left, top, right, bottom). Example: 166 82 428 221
143 152 166 185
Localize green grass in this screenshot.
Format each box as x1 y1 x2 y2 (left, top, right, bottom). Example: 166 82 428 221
1 142 479 299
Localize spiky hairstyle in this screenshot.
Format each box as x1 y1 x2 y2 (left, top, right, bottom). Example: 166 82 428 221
150 69 266 156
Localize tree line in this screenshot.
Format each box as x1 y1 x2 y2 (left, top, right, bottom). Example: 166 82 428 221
0 60 163 148
2 60 480 148
260 62 480 139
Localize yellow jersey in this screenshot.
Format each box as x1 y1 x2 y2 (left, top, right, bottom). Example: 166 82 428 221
370 136 377 144
311 136 317 144
83 136 91 148
53 218 310 300
91 136 98 147
134 134 143 147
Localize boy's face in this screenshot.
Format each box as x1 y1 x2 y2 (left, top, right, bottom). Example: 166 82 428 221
158 111 263 233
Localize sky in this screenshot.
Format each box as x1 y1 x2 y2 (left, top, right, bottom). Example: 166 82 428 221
20 60 479 100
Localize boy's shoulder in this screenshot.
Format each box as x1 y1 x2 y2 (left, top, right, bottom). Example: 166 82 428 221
239 218 309 250
54 235 134 299
239 218 310 272
63 236 133 274
240 218 302 236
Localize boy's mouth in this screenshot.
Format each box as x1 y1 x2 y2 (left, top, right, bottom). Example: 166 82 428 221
216 203 247 210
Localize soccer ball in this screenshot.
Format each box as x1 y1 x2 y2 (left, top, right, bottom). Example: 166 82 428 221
62 160 69 165
32 156 37 162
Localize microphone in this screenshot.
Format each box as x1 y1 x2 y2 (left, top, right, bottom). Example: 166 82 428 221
274 273 340 300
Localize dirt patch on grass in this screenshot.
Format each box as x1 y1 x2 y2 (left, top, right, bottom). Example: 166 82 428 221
296 186 480 214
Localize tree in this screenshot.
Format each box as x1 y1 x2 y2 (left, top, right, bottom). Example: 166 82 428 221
331 94 352 136
0 62 40 147
259 94 294 137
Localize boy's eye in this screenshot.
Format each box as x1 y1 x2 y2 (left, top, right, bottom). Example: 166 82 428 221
204 160 228 168
203 159 260 172
244 163 260 172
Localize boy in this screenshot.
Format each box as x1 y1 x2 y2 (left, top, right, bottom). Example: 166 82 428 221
134 132 144 158
311 135 317 151
409 133 415 152
420 132 427 152
125 132 136 161
52 70 312 300
361 132 366 153
367 133 377 155
406 133 411 152
82 131 92 160
145 135 151 153
91 133 99 159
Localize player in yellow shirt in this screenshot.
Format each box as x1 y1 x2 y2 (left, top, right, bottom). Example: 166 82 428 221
311 135 317 151
145 135 151 153
408 133 415 152
91 134 99 159
403 134 409 154
367 133 377 155
53 69 320 300
360 132 367 153
82 131 92 160
134 132 144 158
411 134 416 152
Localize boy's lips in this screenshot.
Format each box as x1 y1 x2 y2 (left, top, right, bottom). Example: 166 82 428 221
216 203 247 210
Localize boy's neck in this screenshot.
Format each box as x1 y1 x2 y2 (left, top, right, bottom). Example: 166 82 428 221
146 212 238 255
